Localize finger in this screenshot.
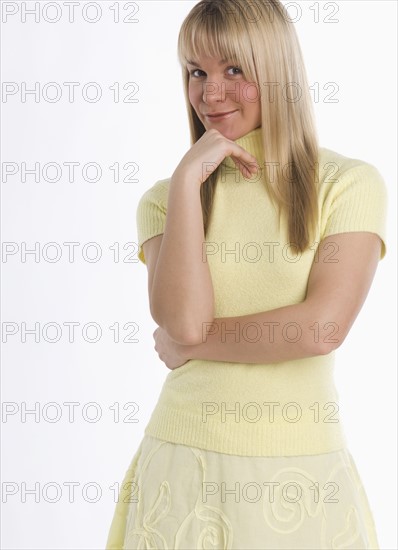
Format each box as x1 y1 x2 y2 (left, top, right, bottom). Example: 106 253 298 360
233 158 258 179
231 151 259 170
233 143 260 168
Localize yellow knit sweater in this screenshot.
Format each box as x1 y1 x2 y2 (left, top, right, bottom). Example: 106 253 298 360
135 127 388 457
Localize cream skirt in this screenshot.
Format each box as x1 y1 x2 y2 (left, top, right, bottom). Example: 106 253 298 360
105 434 379 550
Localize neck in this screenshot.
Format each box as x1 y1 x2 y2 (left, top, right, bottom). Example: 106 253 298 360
222 126 264 170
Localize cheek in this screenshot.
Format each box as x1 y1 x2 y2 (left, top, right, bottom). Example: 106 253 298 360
242 82 261 104
242 91 261 119
188 83 198 106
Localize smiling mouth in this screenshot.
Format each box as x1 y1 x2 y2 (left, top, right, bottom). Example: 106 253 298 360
205 110 238 120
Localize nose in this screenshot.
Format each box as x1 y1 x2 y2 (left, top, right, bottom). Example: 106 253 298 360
202 76 228 104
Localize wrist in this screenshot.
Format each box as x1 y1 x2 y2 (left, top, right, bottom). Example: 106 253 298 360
171 169 201 190
179 340 197 361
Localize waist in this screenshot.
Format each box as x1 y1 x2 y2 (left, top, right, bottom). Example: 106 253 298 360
144 356 348 457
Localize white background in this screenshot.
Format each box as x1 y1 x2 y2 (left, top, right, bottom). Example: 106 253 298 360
1 1 397 549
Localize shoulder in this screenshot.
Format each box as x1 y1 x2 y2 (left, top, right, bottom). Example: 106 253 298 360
141 178 171 199
137 177 171 207
317 146 387 198
317 147 388 260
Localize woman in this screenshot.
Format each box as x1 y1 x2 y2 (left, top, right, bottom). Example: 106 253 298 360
106 1 387 548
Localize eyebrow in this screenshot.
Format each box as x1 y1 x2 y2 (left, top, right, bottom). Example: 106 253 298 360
186 58 230 66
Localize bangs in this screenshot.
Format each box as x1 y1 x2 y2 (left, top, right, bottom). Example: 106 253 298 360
180 22 239 66
178 4 257 82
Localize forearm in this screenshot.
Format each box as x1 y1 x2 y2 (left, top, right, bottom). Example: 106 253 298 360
151 176 214 344
184 300 342 364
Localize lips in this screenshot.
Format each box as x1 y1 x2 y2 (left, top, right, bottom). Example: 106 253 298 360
205 110 237 118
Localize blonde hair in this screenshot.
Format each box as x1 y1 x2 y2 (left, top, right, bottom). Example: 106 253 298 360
177 0 320 253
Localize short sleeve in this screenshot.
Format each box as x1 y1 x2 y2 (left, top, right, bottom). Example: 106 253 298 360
136 180 168 265
321 162 388 260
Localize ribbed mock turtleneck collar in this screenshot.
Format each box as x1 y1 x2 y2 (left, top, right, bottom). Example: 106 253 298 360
221 126 264 171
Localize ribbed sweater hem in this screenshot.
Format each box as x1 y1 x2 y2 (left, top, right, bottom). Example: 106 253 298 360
143 406 347 457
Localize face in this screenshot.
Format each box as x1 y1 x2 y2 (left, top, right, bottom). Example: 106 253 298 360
187 54 262 141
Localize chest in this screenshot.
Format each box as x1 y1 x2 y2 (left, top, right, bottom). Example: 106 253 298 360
204 180 317 316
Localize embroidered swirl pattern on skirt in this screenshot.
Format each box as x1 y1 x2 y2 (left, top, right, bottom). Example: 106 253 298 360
105 435 379 550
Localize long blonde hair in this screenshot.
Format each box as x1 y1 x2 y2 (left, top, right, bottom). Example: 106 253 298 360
177 0 320 253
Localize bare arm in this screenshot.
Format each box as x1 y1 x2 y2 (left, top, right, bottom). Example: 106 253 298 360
146 177 214 346
177 232 382 363
142 129 260 345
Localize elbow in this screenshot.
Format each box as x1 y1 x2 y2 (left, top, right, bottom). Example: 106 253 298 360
177 330 204 346
164 323 206 346
310 322 348 356
149 281 215 344
171 317 214 346
313 340 338 357
150 304 211 346
165 318 213 346
303 298 349 357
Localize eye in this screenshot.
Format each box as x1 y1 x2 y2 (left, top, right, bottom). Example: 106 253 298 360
227 66 243 75
188 66 243 78
189 69 205 78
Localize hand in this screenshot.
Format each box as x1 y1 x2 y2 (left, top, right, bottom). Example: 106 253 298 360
153 326 192 370
171 128 260 187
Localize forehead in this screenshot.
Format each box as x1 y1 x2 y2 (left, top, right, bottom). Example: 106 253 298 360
182 33 240 67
